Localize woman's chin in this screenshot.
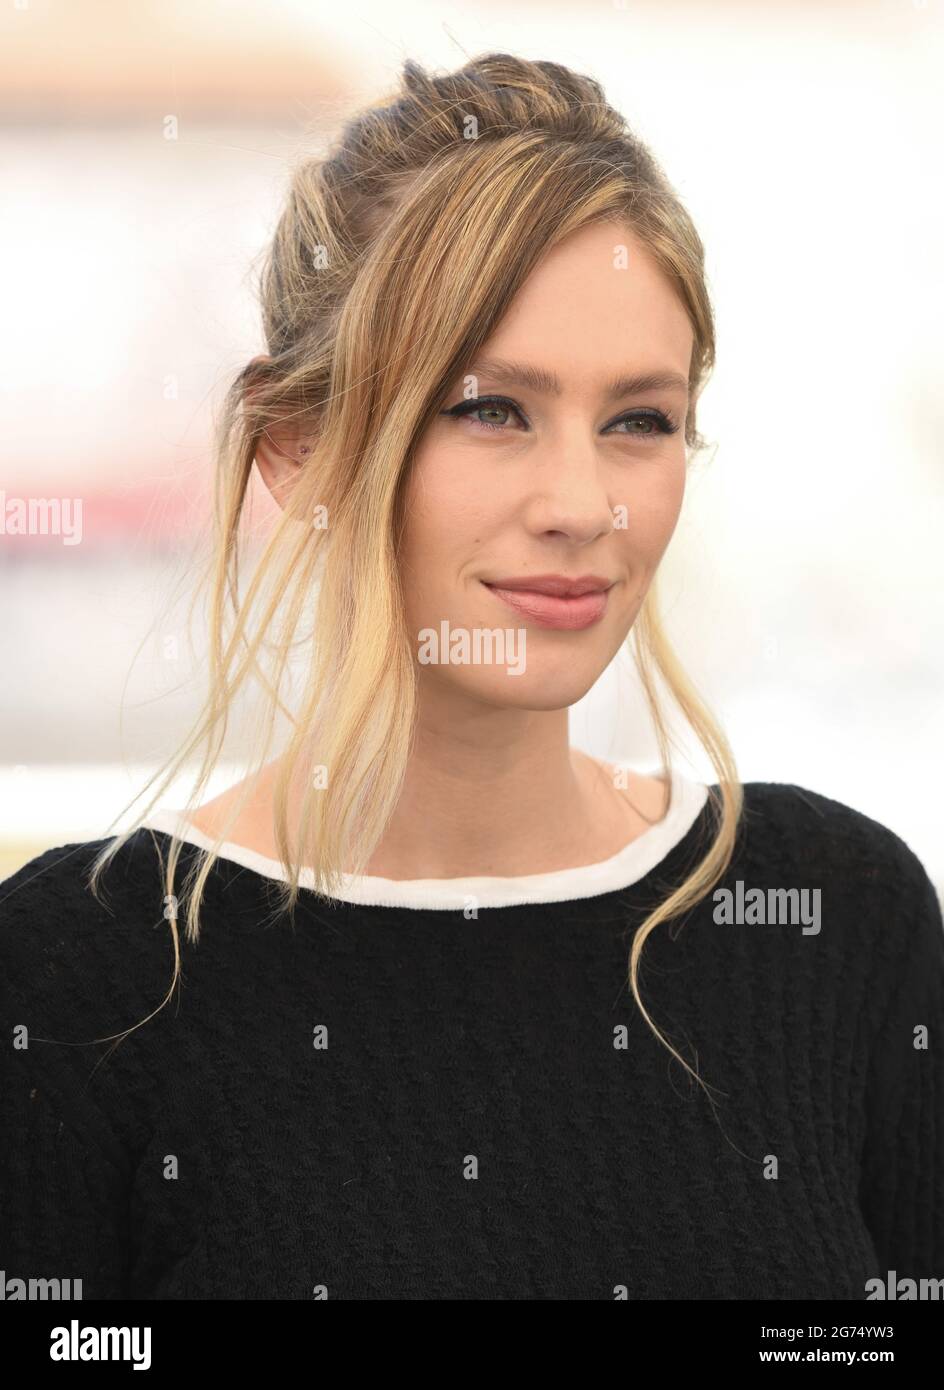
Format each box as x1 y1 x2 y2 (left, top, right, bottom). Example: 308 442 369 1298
426 664 602 712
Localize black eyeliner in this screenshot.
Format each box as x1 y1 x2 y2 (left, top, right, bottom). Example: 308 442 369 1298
441 395 679 435
441 394 528 425
607 407 680 435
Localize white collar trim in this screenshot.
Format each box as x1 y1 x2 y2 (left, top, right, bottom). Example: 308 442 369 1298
140 769 709 910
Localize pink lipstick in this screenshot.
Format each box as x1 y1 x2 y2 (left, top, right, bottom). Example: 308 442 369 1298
481 574 613 631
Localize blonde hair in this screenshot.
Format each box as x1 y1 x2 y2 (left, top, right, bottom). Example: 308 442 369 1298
89 52 743 1096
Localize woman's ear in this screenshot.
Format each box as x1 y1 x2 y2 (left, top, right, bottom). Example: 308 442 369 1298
243 356 317 510
254 422 315 510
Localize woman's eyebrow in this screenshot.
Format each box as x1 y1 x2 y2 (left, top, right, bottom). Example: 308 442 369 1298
465 357 689 400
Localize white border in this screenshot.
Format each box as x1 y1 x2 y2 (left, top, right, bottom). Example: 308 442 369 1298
140 769 710 911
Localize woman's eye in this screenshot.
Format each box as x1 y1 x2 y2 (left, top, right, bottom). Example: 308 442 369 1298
441 396 527 432
606 411 679 439
440 398 679 439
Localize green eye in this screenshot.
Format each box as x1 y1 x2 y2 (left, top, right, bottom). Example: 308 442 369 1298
607 411 679 438
440 396 680 440
442 396 528 432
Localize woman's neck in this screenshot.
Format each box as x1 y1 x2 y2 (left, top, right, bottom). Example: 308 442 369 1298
186 747 669 882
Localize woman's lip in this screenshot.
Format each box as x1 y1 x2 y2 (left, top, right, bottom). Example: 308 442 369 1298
482 581 611 630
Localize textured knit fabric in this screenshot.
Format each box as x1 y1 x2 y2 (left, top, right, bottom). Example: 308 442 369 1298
1 779 942 1301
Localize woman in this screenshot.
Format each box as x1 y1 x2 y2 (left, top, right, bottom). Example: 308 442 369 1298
2 53 941 1301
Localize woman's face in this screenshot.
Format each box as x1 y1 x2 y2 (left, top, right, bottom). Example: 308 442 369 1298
399 218 694 710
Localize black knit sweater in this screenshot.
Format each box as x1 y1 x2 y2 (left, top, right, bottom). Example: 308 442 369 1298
1 778 942 1300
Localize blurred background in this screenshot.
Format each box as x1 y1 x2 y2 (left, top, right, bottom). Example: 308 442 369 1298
1 0 941 892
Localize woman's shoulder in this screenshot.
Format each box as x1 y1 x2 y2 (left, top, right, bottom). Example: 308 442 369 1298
733 777 942 976
735 777 935 882
0 828 191 1021
0 825 179 924
0 829 195 1167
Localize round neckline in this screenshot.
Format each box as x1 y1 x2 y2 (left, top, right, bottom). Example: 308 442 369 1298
139 767 710 910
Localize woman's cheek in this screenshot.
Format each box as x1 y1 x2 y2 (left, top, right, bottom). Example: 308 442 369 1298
623 459 687 559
